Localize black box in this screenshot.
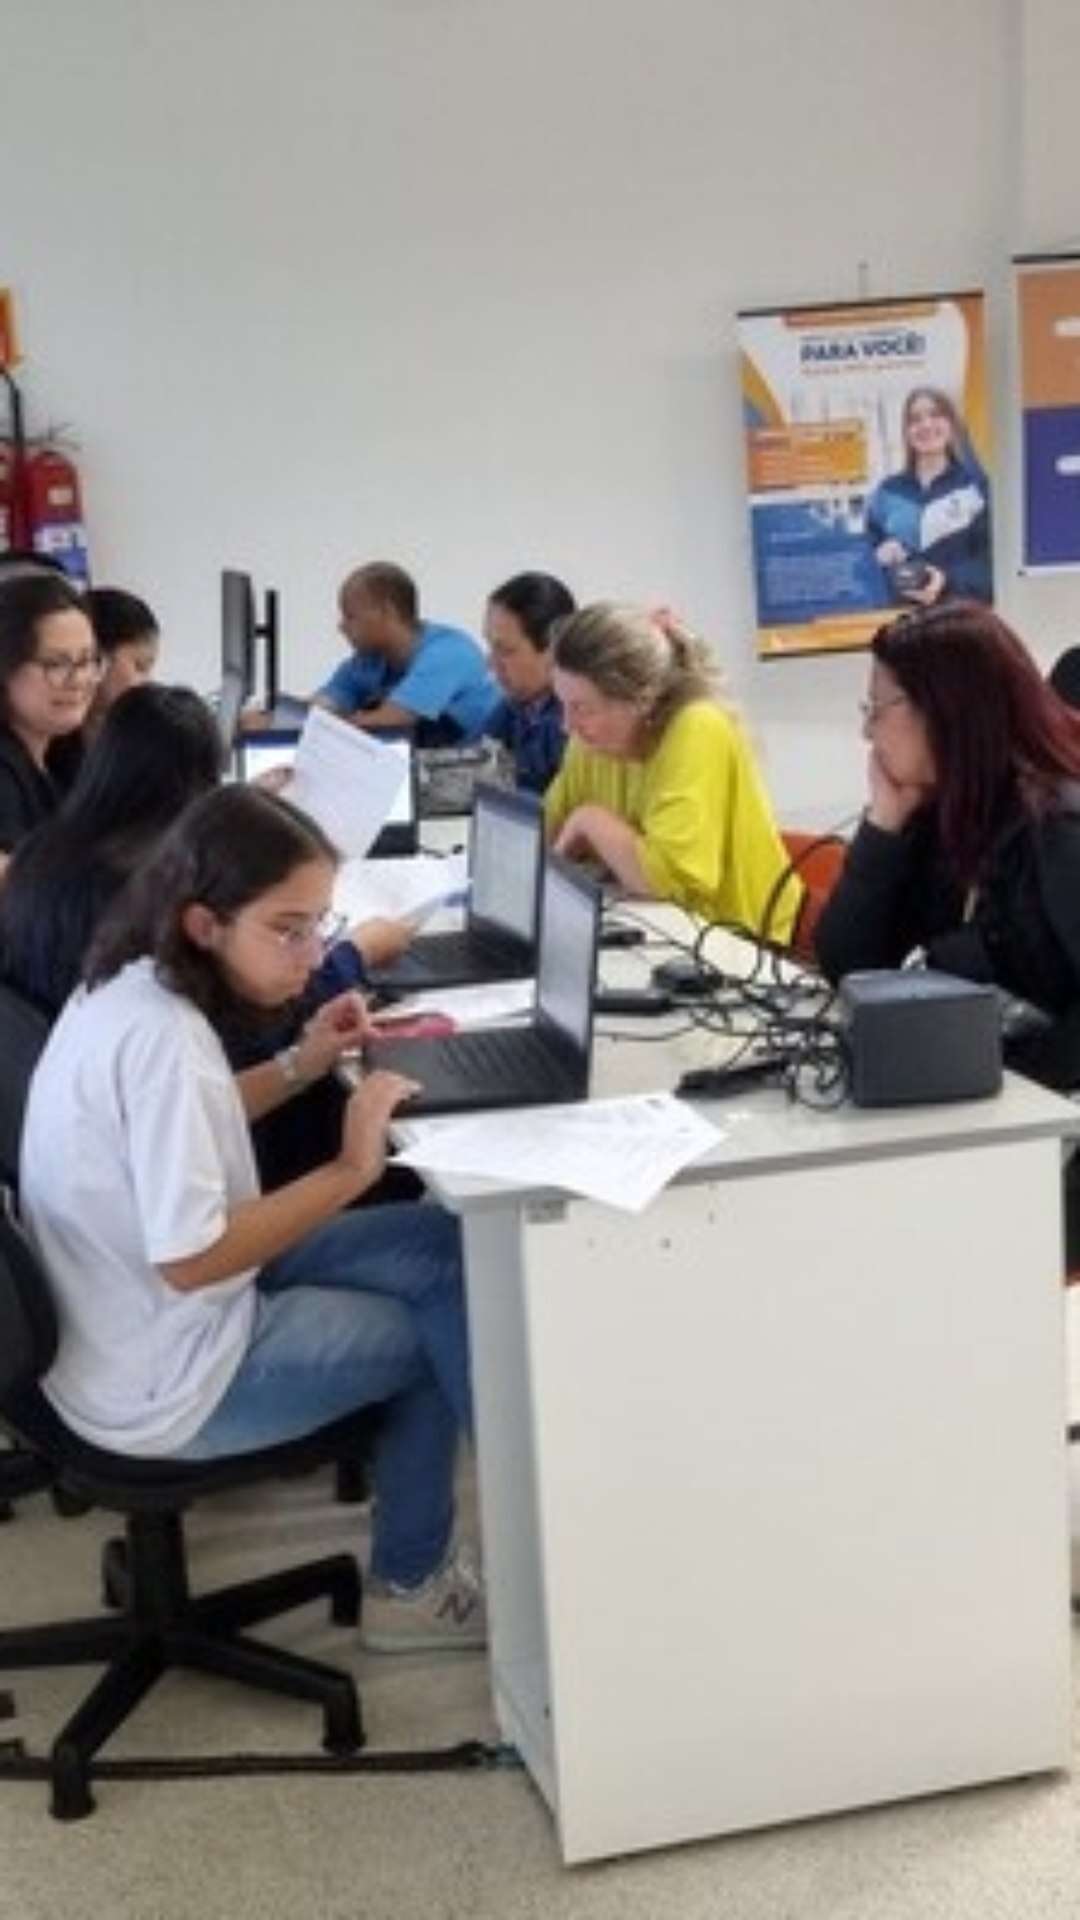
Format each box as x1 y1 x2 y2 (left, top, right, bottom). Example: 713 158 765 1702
839 969 1002 1107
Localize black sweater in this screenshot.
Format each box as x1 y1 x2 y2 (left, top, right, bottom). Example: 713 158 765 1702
0 728 83 854
816 803 1080 1092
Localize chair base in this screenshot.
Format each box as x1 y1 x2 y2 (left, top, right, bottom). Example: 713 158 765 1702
0 1509 363 1819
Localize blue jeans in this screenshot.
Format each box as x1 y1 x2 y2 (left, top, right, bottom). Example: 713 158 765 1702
175 1202 468 1587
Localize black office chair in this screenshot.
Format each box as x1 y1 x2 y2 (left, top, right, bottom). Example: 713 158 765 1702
0 1189 375 1820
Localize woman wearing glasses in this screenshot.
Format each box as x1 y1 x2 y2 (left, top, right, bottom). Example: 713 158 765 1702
0 572 100 863
817 603 1080 1250
20 783 484 1653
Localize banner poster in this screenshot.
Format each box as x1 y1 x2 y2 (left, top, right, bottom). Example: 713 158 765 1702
738 292 992 658
1016 255 1080 570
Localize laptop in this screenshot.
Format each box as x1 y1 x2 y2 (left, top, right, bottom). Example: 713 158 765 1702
365 782 543 992
236 732 420 859
366 853 600 1115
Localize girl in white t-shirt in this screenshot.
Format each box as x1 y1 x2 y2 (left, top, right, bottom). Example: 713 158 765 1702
21 784 482 1654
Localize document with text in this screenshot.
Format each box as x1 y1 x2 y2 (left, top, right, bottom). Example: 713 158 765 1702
285 706 409 857
395 1093 723 1212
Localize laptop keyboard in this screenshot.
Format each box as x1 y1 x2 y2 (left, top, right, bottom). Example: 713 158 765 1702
438 1028 568 1088
385 931 522 983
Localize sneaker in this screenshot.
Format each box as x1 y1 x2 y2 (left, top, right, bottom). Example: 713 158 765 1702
362 1543 487 1654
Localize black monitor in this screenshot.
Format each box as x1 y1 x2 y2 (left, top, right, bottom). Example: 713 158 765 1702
220 568 280 710
217 667 246 757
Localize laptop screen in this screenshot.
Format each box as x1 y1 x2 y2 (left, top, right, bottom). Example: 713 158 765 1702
470 790 542 942
536 857 599 1054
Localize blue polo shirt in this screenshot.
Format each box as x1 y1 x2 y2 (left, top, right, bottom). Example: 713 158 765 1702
318 620 499 743
486 689 566 795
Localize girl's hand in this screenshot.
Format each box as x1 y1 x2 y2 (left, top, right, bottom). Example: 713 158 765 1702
351 916 414 968
297 991 373 1079
338 1070 420 1183
250 764 293 795
866 747 924 834
902 564 946 608
875 538 907 568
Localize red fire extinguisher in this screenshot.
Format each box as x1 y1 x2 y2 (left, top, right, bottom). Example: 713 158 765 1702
24 443 90 586
0 439 20 552
1 365 29 552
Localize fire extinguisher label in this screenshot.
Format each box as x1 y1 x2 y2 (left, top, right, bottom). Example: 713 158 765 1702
34 523 91 587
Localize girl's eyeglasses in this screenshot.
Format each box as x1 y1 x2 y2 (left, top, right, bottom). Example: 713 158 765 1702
256 909 347 952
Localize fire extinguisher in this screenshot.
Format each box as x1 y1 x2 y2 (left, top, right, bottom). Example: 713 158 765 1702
0 439 19 552
1 365 29 552
24 442 90 586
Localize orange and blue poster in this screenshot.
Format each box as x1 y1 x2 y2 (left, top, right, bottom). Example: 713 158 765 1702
1017 255 1080 570
738 292 992 657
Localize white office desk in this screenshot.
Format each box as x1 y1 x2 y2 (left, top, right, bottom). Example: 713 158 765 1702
416 940 1079 1864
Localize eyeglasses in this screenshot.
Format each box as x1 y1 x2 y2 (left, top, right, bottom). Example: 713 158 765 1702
254 909 347 953
30 652 105 688
859 692 908 725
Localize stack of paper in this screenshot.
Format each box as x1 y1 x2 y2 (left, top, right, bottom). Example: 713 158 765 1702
395 1093 722 1213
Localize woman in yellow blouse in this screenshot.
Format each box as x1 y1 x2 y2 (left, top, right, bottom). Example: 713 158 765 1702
544 603 798 940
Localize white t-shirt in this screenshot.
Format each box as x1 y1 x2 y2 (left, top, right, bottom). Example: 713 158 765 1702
21 957 259 1455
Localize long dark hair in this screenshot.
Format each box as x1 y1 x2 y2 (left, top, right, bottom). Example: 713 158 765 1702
86 784 339 1027
60 683 221 853
872 601 1080 882
0 685 224 1016
0 572 87 724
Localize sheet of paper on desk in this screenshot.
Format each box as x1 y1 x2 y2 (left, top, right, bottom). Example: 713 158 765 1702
335 851 469 924
395 1093 722 1212
376 979 535 1029
284 707 409 857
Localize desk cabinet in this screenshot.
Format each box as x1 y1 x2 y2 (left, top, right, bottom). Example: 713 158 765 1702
447 1092 1074 1862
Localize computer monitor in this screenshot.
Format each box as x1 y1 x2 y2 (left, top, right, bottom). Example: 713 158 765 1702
217 667 246 757
220 568 280 710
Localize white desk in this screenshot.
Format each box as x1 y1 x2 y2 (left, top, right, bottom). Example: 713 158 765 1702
417 940 1078 1864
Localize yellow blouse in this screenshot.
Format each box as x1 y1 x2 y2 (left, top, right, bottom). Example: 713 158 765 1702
543 699 799 939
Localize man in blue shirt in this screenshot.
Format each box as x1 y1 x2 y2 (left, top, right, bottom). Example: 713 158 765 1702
316 562 499 745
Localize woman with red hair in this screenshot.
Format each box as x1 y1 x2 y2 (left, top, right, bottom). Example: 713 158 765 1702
818 601 1080 1111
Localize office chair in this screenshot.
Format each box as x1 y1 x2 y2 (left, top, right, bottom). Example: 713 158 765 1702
780 831 846 969
0 1187 374 1820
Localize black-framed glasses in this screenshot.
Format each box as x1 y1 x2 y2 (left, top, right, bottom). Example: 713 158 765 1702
30 652 105 688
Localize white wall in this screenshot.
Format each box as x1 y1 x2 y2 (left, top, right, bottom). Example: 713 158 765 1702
4 0 1075 825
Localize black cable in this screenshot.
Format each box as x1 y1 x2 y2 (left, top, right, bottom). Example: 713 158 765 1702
0 1738 522 1785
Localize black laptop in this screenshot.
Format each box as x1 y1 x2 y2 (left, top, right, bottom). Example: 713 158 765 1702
367 854 600 1116
365 783 543 993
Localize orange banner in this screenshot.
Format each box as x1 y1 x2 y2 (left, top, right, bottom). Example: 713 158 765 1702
0 290 20 369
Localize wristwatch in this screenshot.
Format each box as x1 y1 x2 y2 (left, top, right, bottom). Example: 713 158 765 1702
275 1043 310 1089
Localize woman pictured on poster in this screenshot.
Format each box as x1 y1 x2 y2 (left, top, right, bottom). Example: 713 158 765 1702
866 386 991 608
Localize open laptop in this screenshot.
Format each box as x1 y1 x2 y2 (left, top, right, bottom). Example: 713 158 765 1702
236 732 420 859
366 854 600 1115
365 783 543 992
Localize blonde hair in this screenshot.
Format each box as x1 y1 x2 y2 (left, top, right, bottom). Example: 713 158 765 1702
551 602 719 746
